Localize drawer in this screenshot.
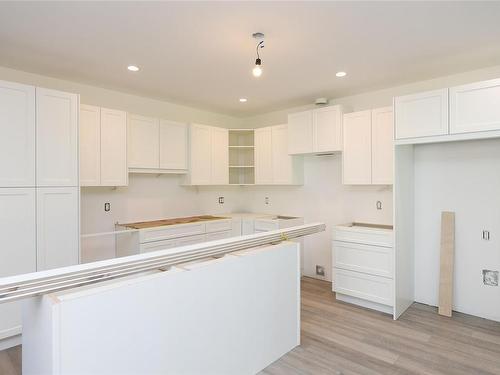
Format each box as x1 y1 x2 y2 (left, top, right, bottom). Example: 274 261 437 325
333 226 393 247
176 234 206 246
333 241 393 278
140 222 205 243
140 238 178 253
205 219 232 233
254 219 278 232
205 230 232 241
334 269 393 306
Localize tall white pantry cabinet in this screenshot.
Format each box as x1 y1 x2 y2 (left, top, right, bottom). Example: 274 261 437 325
0 80 80 347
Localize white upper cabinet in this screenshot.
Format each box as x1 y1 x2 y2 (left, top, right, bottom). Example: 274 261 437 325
343 111 372 185
255 124 303 185
255 127 273 184
36 88 78 187
313 105 343 153
127 114 160 169
371 107 394 185
450 78 500 134
159 120 188 170
0 81 35 187
188 124 212 185
100 108 127 186
210 127 229 185
288 110 313 154
36 187 79 271
288 105 343 155
80 105 101 186
394 88 448 140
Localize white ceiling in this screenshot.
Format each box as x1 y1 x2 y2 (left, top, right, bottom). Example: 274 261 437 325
1 2 500 117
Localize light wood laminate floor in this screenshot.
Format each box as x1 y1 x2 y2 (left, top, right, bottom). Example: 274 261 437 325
1 277 499 375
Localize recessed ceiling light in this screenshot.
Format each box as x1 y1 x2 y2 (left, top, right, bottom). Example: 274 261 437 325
336 71 347 77
239 98 248 103
127 65 140 72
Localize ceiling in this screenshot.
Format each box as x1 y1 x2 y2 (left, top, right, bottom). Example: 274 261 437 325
1 2 500 117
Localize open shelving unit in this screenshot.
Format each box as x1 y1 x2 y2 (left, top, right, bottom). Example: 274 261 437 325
228 129 255 185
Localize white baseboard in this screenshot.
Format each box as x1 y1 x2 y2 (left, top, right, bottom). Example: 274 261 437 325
336 293 393 315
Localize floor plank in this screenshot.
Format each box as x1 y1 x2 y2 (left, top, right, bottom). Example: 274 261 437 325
1 277 499 374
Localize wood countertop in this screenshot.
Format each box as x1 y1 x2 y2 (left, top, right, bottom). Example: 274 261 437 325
118 215 229 229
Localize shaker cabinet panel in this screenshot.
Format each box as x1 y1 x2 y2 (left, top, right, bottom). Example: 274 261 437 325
371 107 393 185
272 125 295 184
343 110 372 185
0 81 35 187
254 127 273 184
160 120 188 170
287 110 313 155
101 108 127 186
211 127 229 185
189 124 212 185
313 105 343 153
79 105 101 186
36 88 78 186
127 114 159 169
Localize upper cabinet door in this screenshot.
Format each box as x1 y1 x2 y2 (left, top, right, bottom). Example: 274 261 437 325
211 127 229 185
36 88 78 187
272 125 294 184
79 105 101 186
450 78 500 134
313 105 343 153
127 114 159 169
254 127 273 184
343 110 372 185
159 120 188 170
101 108 127 186
288 110 313 155
189 124 212 185
0 81 35 187
371 107 394 185
36 187 79 271
394 88 448 140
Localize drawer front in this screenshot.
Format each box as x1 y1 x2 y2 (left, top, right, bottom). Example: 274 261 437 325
140 238 178 253
205 219 232 233
333 227 393 247
205 230 232 241
176 234 206 246
333 241 393 278
140 223 206 243
334 269 393 306
254 220 278 232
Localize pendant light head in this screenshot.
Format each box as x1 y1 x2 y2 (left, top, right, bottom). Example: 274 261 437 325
252 32 265 78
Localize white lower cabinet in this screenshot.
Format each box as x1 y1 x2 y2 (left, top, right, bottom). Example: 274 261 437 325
36 187 79 271
333 224 394 314
0 188 36 341
205 230 232 241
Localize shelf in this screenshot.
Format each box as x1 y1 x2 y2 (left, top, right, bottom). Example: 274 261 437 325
229 165 254 168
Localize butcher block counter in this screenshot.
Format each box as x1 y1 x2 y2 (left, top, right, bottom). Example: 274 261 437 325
119 215 229 229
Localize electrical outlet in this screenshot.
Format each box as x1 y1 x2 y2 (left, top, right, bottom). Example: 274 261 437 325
218 197 224 204
104 202 111 212
265 197 269 205
482 230 490 240
483 270 498 286
376 201 382 210
315 265 325 277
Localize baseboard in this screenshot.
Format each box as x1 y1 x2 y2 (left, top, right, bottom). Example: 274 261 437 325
336 293 393 315
0 334 21 351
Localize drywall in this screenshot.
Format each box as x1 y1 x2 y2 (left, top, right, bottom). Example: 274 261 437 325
414 139 500 322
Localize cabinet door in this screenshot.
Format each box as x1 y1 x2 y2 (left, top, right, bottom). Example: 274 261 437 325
159 120 188 170
101 108 127 186
189 124 212 185
371 107 393 185
127 114 159 169
272 125 294 184
254 127 273 184
37 187 79 271
79 105 101 186
287 110 313 154
343 111 372 185
36 88 78 186
0 80 35 187
313 105 343 152
211 127 229 185
450 78 500 134
0 188 36 340
394 88 448 139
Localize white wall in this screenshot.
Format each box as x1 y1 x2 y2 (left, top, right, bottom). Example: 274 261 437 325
414 139 500 322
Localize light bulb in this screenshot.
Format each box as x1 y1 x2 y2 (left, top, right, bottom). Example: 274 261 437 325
252 65 262 77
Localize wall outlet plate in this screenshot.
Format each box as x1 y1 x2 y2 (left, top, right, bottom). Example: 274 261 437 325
316 265 325 277
218 197 224 204
104 202 111 212
265 197 269 205
483 270 498 286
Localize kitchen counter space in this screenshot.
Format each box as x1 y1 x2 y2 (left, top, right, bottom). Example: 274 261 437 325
119 215 228 229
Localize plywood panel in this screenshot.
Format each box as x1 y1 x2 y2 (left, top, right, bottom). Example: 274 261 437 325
438 211 455 317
